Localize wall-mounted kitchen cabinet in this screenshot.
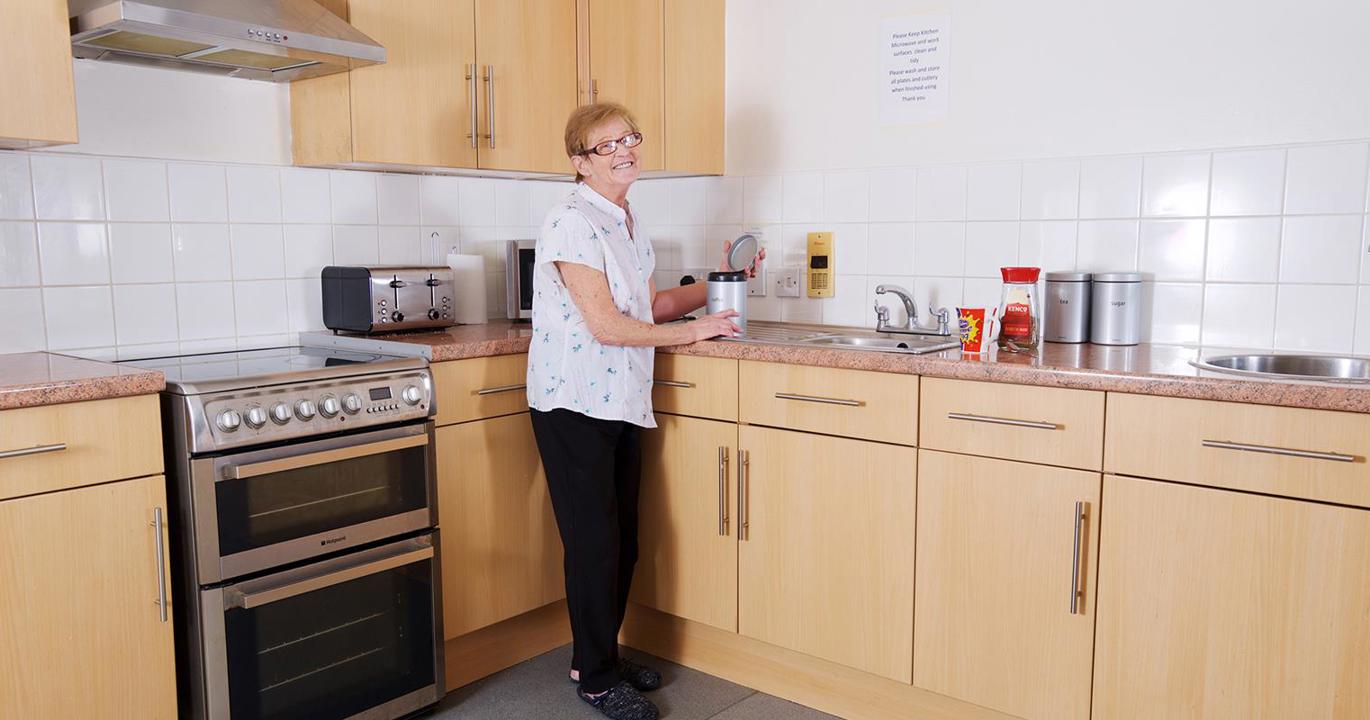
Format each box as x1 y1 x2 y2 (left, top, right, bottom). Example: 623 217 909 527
0 0 79 148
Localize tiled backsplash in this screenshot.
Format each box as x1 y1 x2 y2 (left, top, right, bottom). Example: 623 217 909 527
3 138 1370 358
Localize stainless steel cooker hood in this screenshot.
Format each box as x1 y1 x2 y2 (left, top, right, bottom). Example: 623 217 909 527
69 0 385 82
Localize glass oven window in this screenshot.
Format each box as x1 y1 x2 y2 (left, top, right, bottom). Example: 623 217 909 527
216 443 428 557
225 558 435 720
519 248 535 311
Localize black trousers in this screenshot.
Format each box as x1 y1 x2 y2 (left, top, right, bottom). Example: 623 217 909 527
529 408 643 694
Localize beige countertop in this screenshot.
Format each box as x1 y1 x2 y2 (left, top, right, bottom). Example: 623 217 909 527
0 352 165 411
350 321 1370 414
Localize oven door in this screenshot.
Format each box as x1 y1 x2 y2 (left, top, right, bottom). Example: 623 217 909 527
200 533 444 720
191 422 436 584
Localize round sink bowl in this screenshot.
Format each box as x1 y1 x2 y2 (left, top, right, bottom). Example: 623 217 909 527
1192 354 1370 383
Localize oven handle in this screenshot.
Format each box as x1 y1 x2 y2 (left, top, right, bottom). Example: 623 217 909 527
222 434 429 481
230 545 434 610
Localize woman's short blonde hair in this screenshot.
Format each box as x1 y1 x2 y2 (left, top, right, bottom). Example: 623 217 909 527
564 102 639 182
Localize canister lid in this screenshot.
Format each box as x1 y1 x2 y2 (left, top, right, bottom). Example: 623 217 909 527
1000 266 1041 283
707 270 748 282
1092 272 1142 283
726 233 759 272
1044 271 1092 282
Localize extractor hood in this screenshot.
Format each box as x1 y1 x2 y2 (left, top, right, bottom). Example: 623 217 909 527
69 0 385 82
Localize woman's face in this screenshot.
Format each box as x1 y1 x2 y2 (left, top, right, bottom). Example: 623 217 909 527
575 117 641 190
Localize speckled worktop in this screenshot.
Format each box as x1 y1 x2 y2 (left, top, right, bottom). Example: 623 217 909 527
0 352 165 411
331 321 1370 415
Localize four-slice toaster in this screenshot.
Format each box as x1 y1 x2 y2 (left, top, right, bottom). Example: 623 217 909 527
321 265 456 333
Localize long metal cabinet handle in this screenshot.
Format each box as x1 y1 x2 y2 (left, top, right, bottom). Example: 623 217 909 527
236 547 434 609
774 392 864 408
466 63 478 148
717 447 729 536
0 442 67 460
738 449 750 541
224 434 428 480
153 507 168 623
1201 439 1356 463
947 412 1059 431
1070 501 1084 615
655 379 695 389
475 383 527 396
483 65 495 149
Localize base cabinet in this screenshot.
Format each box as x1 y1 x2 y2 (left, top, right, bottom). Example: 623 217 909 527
914 450 1099 720
0 475 176 718
1093 475 1370 719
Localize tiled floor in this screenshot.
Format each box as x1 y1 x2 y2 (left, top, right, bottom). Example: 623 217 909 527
432 644 840 719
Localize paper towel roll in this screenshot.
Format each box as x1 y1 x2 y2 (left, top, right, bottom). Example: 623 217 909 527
447 253 487 324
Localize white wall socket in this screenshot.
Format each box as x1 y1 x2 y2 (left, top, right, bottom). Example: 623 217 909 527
773 268 801 297
747 271 766 297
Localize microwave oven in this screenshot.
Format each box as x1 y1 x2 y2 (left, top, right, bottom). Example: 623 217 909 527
505 239 535 321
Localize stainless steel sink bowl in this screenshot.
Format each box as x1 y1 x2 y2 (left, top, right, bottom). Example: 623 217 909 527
801 334 959 354
719 322 959 355
1192 354 1370 383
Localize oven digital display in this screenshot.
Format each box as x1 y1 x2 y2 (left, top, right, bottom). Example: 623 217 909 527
369 387 392 401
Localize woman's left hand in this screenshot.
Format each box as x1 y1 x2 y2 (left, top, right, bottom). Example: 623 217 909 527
718 239 766 278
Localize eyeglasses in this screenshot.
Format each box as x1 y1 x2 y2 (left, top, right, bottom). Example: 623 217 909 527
579 131 644 157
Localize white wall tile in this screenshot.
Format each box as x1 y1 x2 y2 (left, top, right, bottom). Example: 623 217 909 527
0 288 45 352
32 155 105 221
419 175 462 227
781 173 822 224
286 278 324 333
104 159 168 222
0 153 34 220
176 282 236 340
1018 221 1078 271
777 225 816 269
379 226 423 264
915 166 967 221
669 177 708 225
1142 153 1210 217
333 225 379 265
1139 219 1206 282
38 223 109 285
1079 156 1142 219
823 171 869 223
1284 143 1369 215
1210 149 1285 216
1146 282 1202 344
179 338 238 354
230 224 285 279
1206 217 1281 282
910 277 964 319
528 181 570 226
168 163 228 222
866 223 915 275
868 167 917 222
963 277 1001 311
1356 286 1370 355
627 179 670 227
819 289 867 327
1020 160 1079 220
110 223 174 284
1280 215 1361 284
281 167 331 224
913 222 965 276
675 225 709 268
457 177 496 227
706 176 744 224
172 224 231 281
1274 284 1356 352
424 226 460 263
224 165 282 224
283 225 333 279
1203 284 1276 348
1077 220 1139 272
113 284 178 345
238 334 292 350
43 286 114 349
967 164 1021 221
493 180 529 227
0 222 39 287
827 223 867 276
964 222 1019 278
377 174 421 226
780 296 823 324
743 175 782 224
330 170 378 224
234 279 288 336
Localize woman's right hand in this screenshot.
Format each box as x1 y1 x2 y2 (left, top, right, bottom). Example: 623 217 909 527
686 310 742 341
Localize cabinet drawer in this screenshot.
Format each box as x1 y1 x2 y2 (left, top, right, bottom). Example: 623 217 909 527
738 361 917 446
433 354 529 426
1106 393 1370 508
652 354 737 421
920 378 1104 470
0 394 163 501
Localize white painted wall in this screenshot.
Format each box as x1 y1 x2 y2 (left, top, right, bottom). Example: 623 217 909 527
726 0 1370 174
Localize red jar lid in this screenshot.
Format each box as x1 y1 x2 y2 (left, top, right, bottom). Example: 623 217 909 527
1000 266 1041 283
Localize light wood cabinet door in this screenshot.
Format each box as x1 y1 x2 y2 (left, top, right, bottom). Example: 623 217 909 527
475 0 578 173
0 475 175 718
432 354 529 427
651 354 738 422
1093 475 1370 720
737 425 916 683
437 414 564 639
588 0 664 171
914 450 1100 720
663 0 724 174
348 0 478 168
0 0 77 148
632 414 737 631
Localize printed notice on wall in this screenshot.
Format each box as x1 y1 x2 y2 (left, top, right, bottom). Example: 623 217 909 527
880 15 950 125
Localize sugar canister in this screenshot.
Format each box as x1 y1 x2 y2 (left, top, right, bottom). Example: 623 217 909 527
1044 271 1091 343
1090 272 1142 345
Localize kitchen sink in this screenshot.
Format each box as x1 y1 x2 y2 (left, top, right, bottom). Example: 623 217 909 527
1191 354 1370 383
721 322 959 355
801 334 959 354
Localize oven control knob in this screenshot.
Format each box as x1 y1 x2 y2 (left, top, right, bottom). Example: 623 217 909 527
216 409 242 432
295 399 317 420
342 393 362 414
245 406 268 429
270 402 292 425
319 395 340 417
402 385 422 405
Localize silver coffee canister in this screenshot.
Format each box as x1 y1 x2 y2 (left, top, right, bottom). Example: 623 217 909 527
1090 272 1143 346
706 270 748 335
1044 271 1092 343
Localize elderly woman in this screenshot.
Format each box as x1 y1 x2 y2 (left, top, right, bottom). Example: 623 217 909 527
527 102 760 720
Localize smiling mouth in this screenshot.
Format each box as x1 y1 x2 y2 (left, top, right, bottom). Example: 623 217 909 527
612 160 635 170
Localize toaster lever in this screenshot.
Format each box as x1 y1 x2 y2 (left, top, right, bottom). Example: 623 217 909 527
425 277 441 287
389 279 406 288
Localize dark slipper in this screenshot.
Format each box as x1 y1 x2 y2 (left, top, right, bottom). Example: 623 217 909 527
578 681 659 720
616 657 662 691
